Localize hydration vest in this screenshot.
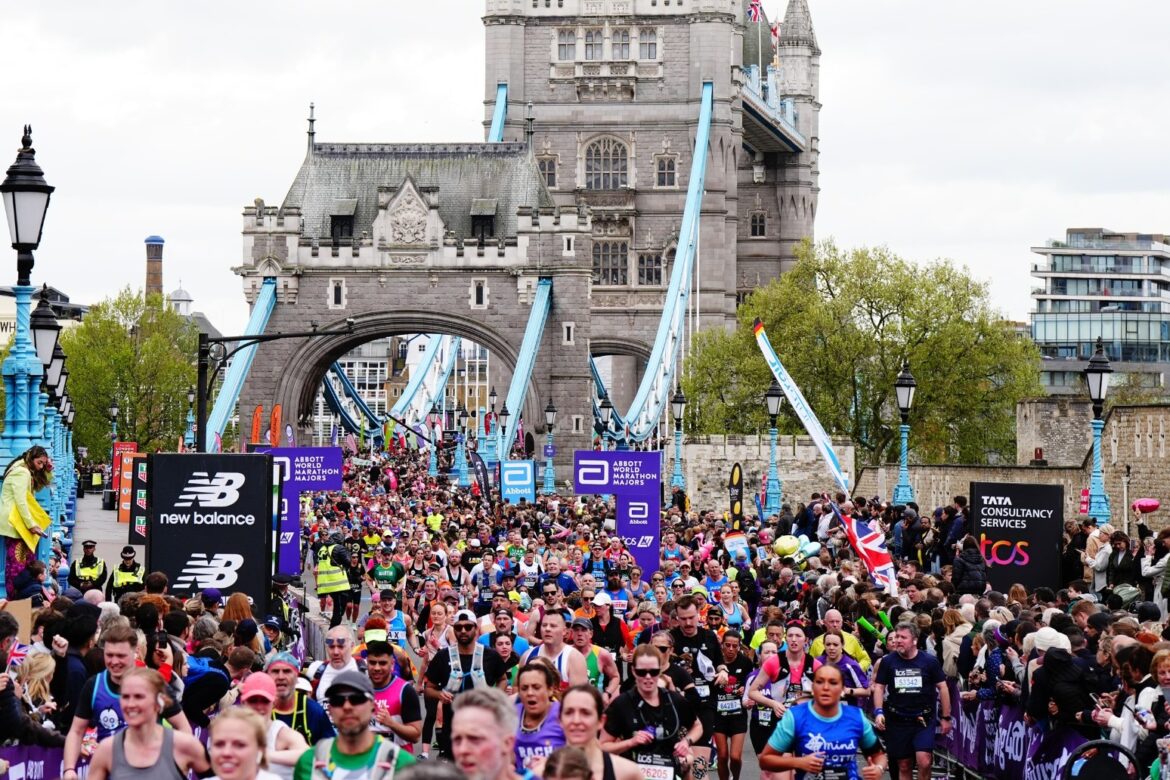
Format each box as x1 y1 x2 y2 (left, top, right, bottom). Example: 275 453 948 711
444 644 489 693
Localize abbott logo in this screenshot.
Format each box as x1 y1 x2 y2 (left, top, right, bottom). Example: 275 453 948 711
174 553 245 590
502 464 534 485
627 501 650 520
175 472 246 508
576 459 610 486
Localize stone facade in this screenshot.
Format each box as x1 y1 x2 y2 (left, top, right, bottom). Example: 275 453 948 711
1015 397 1092 467
668 433 855 511
856 403 1170 531
484 0 820 409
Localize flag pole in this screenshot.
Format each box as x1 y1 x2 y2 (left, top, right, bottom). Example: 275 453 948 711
758 16 763 73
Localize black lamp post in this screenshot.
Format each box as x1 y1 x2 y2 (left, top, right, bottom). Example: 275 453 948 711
1084 337 1113 521
543 398 557 493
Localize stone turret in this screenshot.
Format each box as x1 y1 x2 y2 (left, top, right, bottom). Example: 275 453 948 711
775 0 820 269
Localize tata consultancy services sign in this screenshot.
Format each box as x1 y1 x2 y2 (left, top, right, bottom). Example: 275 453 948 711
500 460 536 504
148 453 274 610
574 450 661 576
970 481 1063 592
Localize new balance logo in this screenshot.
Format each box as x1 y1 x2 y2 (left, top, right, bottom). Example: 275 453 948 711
175 472 245 507
174 553 244 590
279 532 294 545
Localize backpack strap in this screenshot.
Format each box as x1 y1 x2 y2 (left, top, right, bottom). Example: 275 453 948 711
311 738 334 775
369 738 400 780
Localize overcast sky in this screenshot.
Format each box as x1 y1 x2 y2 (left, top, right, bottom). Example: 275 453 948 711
2 1 1168 335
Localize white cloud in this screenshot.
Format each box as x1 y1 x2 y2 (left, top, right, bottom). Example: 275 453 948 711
1 0 1168 338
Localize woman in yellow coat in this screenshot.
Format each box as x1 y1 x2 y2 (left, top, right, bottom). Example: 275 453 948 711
0 446 52 597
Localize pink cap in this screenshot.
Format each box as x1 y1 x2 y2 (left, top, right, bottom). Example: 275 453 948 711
239 672 277 702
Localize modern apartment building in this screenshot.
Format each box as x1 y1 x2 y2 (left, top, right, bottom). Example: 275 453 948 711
1031 228 1170 394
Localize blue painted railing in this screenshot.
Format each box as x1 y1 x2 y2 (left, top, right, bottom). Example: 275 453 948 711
207 278 277 449
489 82 508 143
500 278 552 454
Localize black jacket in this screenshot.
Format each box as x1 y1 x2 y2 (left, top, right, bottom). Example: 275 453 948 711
1025 648 1097 739
1107 549 1139 587
952 549 989 595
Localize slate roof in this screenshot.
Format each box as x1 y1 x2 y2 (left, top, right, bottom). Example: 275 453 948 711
281 142 554 241
779 0 819 54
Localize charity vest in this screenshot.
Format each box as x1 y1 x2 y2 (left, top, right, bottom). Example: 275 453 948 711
386 612 409 650
92 671 127 742
111 565 143 589
584 645 603 690
370 677 415 754
317 546 350 595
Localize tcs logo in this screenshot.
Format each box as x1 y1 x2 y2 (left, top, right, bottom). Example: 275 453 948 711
979 534 1030 566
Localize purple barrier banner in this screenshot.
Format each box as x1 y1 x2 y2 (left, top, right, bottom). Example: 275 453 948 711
0 746 83 780
573 450 662 576
934 680 1086 779
256 447 344 575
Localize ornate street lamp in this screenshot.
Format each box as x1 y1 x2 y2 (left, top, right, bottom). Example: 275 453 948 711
498 402 511 461
543 397 557 494
764 378 783 517
1084 337 1113 522
670 390 686 490
185 385 196 448
108 399 119 464
598 394 613 449
455 402 470 487
892 360 917 505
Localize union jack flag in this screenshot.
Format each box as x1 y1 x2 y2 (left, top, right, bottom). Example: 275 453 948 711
833 503 898 595
6 642 29 671
748 0 762 23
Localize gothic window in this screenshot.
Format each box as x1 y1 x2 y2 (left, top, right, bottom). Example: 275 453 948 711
557 29 576 61
750 212 767 237
612 28 631 59
585 137 629 190
592 241 629 286
655 155 677 187
639 28 657 59
538 156 557 188
584 29 603 61
328 278 347 309
638 253 663 286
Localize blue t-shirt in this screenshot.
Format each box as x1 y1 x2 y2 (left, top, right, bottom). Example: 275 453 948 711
767 702 878 780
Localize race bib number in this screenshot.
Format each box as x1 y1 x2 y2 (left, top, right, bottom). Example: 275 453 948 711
695 684 711 698
756 707 772 725
893 670 923 693
716 697 742 714
809 768 849 780
633 752 674 780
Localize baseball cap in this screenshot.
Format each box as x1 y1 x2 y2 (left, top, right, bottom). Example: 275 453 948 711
262 616 283 631
570 617 593 631
454 609 478 624
325 670 375 700
201 587 222 605
592 592 612 607
239 672 277 702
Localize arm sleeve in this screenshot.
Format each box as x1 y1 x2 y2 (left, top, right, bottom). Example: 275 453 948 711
766 710 797 753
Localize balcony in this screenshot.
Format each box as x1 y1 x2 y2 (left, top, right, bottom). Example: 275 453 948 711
1042 237 1170 252
740 65 806 154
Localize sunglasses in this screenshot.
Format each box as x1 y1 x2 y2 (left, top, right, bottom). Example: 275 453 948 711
454 624 477 631
652 645 672 652
326 692 370 708
633 667 660 677
325 639 349 648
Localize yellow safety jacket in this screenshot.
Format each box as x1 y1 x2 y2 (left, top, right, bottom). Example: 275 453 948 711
111 565 144 589
316 545 349 595
74 559 106 582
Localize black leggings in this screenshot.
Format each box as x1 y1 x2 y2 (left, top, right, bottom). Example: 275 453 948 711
329 590 350 628
749 719 773 756
422 696 437 748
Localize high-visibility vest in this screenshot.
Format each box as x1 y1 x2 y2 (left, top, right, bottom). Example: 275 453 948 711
316 545 349 595
74 559 106 582
111 565 143 589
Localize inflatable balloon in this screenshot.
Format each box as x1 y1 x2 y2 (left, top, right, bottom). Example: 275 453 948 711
858 617 883 639
1133 498 1161 514
797 534 810 548
773 535 800 557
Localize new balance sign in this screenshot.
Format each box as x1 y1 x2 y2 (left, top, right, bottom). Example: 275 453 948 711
148 454 274 612
175 472 246 507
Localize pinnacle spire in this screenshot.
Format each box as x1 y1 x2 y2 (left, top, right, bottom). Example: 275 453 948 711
306 102 316 156
780 0 819 54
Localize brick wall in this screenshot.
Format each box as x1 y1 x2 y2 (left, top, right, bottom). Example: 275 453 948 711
1015 397 1092 467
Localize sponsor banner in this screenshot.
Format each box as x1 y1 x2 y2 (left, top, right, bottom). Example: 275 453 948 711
250 405 263 445
970 481 1063 592
728 462 744 527
469 450 490 496
129 457 149 545
254 447 344 576
500 460 537 504
573 450 661 576
111 441 137 496
116 451 142 524
148 453 274 610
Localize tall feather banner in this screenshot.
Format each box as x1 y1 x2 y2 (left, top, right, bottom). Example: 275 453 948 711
250 405 263 445
269 405 282 447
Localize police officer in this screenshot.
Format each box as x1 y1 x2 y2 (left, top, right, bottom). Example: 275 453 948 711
271 572 298 640
69 540 108 593
106 545 144 603
316 531 352 628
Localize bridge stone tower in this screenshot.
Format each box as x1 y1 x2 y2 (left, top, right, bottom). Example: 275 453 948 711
483 0 820 409
236 142 596 468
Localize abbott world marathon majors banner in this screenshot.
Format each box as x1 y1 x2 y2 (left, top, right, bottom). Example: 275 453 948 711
970 481 1063 592
148 453 274 610
574 450 661 575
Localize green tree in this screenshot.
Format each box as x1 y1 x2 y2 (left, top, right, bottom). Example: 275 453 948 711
682 240 1042 468
61 289 197 458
